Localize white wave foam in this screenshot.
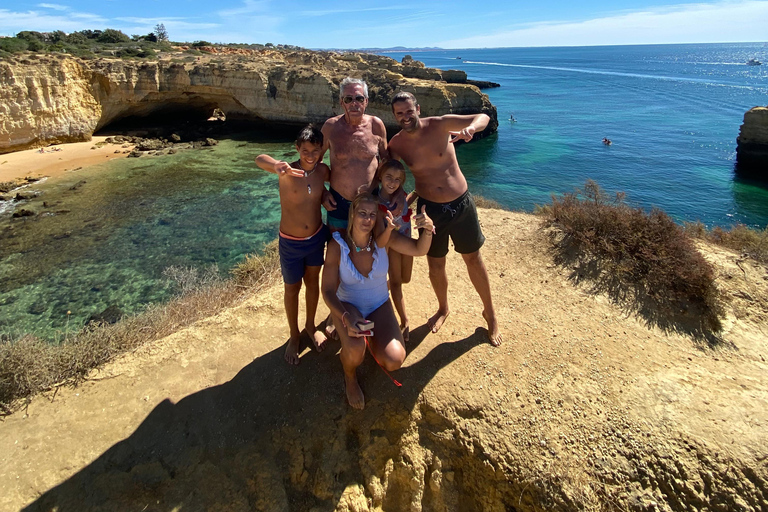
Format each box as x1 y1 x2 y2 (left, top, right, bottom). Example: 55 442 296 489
462 60 767 92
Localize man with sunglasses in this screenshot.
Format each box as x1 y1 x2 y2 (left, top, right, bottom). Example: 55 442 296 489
321 77 388 232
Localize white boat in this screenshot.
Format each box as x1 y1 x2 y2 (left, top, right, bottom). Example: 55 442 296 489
747 58 762 66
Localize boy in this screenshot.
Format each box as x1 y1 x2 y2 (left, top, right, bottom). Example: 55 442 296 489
255 125 330 365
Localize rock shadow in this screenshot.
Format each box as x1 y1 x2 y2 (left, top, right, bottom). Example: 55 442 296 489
22 319 487 511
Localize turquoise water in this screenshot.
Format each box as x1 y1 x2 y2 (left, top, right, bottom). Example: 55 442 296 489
385 42 768 228
0 138 294 338
2 43 768 339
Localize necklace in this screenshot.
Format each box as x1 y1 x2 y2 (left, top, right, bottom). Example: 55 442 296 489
303 161 319 194
349 233 373 253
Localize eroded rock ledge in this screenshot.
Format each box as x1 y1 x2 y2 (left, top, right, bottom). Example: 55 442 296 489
0 51 498 154
736 106 768 178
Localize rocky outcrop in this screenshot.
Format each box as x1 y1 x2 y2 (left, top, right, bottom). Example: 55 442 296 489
736 106 768 177
0 51 498 154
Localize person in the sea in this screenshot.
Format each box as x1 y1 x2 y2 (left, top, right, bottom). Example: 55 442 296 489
255 124 330 365
376 159 417 341
602 137 612 145
322 191 435 409
320 77 388 233
388 91 502 347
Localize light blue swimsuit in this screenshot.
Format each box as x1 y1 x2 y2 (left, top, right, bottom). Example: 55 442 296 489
333 231 390 317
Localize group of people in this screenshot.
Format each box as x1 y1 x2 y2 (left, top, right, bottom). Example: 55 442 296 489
256 78 502 410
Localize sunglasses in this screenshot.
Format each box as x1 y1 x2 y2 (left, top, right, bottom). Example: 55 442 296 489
342 95 366 104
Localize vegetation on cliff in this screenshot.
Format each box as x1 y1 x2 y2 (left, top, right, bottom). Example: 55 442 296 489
0 26 304 60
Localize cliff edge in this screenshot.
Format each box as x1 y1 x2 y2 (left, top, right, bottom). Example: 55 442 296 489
0 51 498 154
736 106 768 177
1 209 766 511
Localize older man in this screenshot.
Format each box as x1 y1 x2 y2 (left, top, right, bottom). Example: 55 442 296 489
388 91 501 346
321 77 388 231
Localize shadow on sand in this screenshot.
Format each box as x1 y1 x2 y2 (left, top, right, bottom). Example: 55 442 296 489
24 322 488 511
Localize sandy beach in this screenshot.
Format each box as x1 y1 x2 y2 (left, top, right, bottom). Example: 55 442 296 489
0 137 134 185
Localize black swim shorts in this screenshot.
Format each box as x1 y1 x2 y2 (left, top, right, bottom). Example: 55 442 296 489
417 190 485 258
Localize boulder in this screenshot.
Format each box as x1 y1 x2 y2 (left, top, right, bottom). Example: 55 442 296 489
736 106 768 178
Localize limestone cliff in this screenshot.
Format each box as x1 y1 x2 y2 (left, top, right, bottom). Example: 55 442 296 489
0 51 498 154
736 106 768 177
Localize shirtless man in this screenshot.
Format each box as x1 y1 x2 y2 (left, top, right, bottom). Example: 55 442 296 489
388 91 502 346
321 77 388 231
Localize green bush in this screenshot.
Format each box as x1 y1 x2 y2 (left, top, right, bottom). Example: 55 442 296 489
545 180 723 337
97 28 130 43
0 37 28 54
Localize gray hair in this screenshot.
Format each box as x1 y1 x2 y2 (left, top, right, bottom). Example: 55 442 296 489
340 77 368 98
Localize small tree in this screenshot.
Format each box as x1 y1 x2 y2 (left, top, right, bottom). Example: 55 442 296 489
154 23 169 42
97 29 130 44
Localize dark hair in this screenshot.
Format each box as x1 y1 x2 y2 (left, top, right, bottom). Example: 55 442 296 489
377 159 406 183
296 124 323 146
390 91 417 109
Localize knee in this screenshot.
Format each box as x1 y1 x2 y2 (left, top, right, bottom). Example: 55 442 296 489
382 342 406 372
284 282 302 296
462 251 483 267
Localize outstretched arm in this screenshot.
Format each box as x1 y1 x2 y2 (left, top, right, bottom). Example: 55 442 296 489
255 154 305 177
387 205 434 257
442 113 490 143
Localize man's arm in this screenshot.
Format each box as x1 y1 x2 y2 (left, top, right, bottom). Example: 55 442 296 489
372 116 389 161
440 113 490 143
319 120 332 161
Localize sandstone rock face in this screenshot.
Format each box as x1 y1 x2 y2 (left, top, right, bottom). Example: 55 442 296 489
0 51 498 154
0 57 101 152
736 106 768 176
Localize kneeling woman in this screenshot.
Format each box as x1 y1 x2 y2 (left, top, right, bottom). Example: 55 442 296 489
322 191 434 409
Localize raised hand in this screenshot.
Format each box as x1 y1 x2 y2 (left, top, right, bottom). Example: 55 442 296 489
384 210 397 231
413 205 435 233
274 161 306 177
449 126 476 143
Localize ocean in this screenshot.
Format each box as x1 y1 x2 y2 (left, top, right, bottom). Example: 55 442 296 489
2 43 767 338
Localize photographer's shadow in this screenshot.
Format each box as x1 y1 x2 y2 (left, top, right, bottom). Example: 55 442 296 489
24 322 487 511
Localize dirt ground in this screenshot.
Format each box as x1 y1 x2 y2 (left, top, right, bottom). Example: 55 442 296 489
1 209 766 511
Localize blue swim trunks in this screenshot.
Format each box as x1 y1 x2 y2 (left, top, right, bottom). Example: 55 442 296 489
326 187 352 230
279 224 329 285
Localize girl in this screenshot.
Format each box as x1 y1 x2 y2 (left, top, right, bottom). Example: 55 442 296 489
376 160 416 341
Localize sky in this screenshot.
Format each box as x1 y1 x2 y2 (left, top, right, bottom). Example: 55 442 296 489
0 0 766 49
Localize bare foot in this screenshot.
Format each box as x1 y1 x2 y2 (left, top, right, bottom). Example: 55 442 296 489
428 309 450 333
345 373 365 409
482 310 502 347
401 323 410 343
284 335 300 365
310 328 327 352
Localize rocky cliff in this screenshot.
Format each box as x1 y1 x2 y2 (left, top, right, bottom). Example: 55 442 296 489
736 106 768 177
0 51 498 154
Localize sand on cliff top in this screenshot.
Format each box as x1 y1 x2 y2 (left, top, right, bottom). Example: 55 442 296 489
0 137 134 184
1 209 767 511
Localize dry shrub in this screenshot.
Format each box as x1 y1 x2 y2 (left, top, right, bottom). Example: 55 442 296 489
0 243 280 413
472 194 504 210
685 222 768 263
546 180 723 339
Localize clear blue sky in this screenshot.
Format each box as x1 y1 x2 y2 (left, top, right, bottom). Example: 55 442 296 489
1 0 766 49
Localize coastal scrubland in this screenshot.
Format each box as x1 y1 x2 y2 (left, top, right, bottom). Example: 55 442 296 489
1 203 766 511
2 185 764 411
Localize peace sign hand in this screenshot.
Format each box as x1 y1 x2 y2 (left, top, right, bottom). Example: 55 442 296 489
449 126 476 143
